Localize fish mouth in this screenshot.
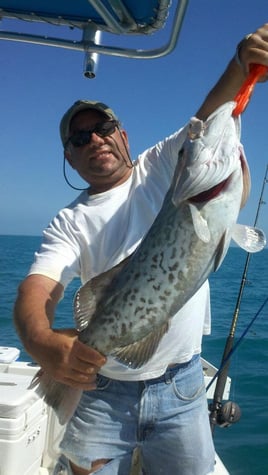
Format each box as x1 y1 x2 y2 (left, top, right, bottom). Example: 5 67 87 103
189 176 230 203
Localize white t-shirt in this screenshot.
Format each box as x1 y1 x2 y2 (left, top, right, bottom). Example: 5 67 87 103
29 126 211 381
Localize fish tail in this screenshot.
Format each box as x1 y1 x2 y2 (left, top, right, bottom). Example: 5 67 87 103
29 369 82 425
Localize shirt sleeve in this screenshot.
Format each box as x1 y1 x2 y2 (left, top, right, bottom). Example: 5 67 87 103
28 209 82 288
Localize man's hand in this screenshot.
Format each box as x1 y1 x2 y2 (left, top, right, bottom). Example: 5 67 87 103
14 274 106 390
237 24 268 78
39 328 106 390
196 23 268 120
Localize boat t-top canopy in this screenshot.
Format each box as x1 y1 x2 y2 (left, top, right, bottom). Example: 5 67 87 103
0 0 189 77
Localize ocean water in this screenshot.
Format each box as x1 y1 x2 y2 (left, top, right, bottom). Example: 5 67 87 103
0 235 267 475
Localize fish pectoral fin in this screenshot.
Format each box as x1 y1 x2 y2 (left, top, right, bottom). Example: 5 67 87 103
188 203 211 243
29 369 82 425
231 223 267 253
213 232 228 271
74 257 131 332
110 322 169 369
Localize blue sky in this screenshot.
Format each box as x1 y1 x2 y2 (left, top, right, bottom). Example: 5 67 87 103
0 0 267 240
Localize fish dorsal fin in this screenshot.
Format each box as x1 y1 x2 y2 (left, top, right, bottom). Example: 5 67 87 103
188 202 211 243
110 322 169 369
231 224 266 252
74 257 130 332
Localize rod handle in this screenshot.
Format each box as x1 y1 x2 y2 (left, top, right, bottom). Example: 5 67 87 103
233 64 268 116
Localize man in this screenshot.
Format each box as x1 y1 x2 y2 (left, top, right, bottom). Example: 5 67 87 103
14 25 268 475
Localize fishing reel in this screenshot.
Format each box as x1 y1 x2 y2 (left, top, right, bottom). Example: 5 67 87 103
209 400 241 428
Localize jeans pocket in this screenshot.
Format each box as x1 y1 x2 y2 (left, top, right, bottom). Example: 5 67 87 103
172 360 205 401
96 373 111 391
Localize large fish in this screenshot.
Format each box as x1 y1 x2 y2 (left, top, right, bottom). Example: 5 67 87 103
30 101 265 423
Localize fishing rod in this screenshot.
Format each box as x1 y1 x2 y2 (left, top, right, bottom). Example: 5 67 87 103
206 294 268 392
209 163 268 434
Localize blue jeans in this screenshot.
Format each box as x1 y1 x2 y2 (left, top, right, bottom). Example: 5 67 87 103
57 355 215 474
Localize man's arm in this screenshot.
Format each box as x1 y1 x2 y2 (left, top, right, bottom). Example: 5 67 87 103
196 24 268 120
14 274 106 388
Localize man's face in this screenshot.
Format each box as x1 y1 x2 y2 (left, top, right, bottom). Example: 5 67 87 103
65 109 132 193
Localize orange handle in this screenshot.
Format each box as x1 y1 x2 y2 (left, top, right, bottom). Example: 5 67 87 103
233 64 268 116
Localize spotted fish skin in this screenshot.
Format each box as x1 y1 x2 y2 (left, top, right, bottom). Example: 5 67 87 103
75 101 250 367
31 101 252 423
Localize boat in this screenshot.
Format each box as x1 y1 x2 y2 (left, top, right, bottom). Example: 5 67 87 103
0 0 189 78
0 351 231 475
0 1 266 474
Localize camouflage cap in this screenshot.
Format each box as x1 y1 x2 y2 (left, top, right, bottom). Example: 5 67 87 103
60 100 118 146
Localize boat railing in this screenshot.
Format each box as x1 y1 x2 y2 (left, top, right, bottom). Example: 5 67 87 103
0 0 189 77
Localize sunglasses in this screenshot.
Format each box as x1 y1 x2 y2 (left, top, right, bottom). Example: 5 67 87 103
66 120 118 148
